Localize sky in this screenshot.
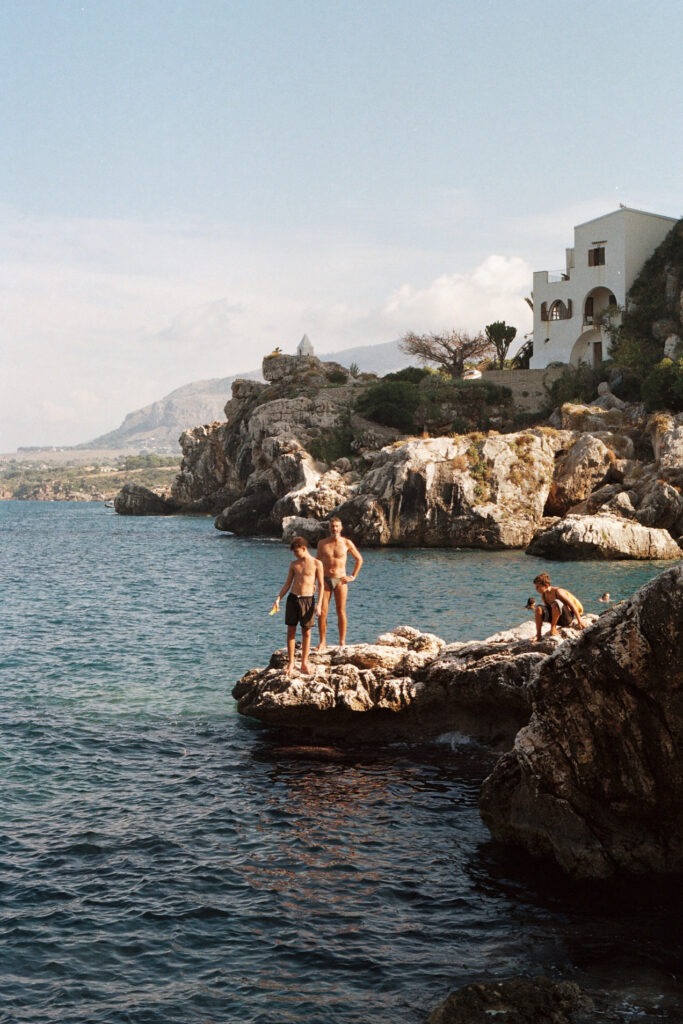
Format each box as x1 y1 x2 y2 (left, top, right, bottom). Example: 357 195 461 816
2 0 683 452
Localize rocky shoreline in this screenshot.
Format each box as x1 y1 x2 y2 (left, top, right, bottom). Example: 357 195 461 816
233 564 683 883
112 350 683 1018
232 563 683 1019
115 353 683 562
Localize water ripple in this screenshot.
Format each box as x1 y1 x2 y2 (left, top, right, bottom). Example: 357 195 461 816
1 502 681 1023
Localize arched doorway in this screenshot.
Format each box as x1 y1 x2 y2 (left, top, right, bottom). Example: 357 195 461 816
570 328 603 368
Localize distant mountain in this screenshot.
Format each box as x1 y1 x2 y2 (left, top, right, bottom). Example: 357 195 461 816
79 376 256 452
80 338 409 452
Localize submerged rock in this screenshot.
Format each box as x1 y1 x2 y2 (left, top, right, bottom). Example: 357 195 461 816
479 565 683 879
427 976 593 1024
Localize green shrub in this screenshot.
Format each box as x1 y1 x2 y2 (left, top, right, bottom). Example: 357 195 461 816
548 364 609 407
327 369 348 384
308 427 354 464
383 365 431 385
641 359 683 412
356 375 513 435
355 380 421 432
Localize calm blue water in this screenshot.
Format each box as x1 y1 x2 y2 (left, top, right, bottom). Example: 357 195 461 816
1 501 681 1024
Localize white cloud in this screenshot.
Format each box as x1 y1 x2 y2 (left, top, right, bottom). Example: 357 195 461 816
376 255 532 336
1 209 534 451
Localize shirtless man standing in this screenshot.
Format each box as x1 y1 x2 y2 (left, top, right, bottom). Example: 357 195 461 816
316 517 363 650
273 537 324 676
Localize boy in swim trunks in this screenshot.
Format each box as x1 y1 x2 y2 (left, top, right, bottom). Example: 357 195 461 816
532 572 584 641
273 536 324 676
316 517 363 650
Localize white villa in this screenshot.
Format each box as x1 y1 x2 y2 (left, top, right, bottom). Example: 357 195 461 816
530 206 678 370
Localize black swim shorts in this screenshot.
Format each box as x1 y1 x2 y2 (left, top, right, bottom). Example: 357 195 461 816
284 593 316 629
540 601 573 626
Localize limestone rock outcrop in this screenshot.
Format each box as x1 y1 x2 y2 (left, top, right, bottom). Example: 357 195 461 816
649 411 683 483
333 432 560 548
114 349 683 556
170 422 237 513
479 565 683 878
527 512 682 560
113 482 180 516
271 467 358 524
232 620 587 747
544 433 616 516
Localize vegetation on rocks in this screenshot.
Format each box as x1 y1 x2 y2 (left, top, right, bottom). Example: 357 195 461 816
355 369 514 434
605 217 683 409
0 453 180 501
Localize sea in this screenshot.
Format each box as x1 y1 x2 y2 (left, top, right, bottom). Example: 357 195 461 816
1 500 681 1024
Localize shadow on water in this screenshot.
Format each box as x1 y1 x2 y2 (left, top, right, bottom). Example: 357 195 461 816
248 728 683 1021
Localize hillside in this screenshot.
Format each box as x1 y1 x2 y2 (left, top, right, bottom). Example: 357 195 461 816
80 339 408 453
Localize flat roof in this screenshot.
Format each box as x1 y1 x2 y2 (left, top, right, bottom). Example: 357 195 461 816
576 206 678 230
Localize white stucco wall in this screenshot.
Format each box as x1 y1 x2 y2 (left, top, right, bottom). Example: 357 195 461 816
530 208 677 370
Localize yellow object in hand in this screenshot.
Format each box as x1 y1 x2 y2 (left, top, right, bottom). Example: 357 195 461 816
269 602 279 615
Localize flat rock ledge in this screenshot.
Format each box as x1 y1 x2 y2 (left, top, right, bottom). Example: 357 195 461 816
232 620 588 748
479 564 683 879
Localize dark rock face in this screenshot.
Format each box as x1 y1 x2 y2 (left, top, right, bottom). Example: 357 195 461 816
215 484 281 536
479 565 683 879
113 483 180 516
427 976 593 1024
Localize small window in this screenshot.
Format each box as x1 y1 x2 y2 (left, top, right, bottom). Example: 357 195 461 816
588 247 605 267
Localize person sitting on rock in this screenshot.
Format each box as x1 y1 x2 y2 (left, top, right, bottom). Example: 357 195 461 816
532 572 584 641
273 537 324 676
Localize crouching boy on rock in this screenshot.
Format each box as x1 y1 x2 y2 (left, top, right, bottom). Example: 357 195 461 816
273 537 324 677
532 572 584 641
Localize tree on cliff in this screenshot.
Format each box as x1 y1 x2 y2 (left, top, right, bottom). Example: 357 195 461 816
485 320 517 370
399 329 493 379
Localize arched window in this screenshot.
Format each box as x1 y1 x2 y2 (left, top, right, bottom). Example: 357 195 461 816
548 300 572 321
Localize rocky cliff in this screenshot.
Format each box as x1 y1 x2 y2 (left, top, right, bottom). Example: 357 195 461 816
479 564 683 879
114 352 683 559
80 340 409 454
